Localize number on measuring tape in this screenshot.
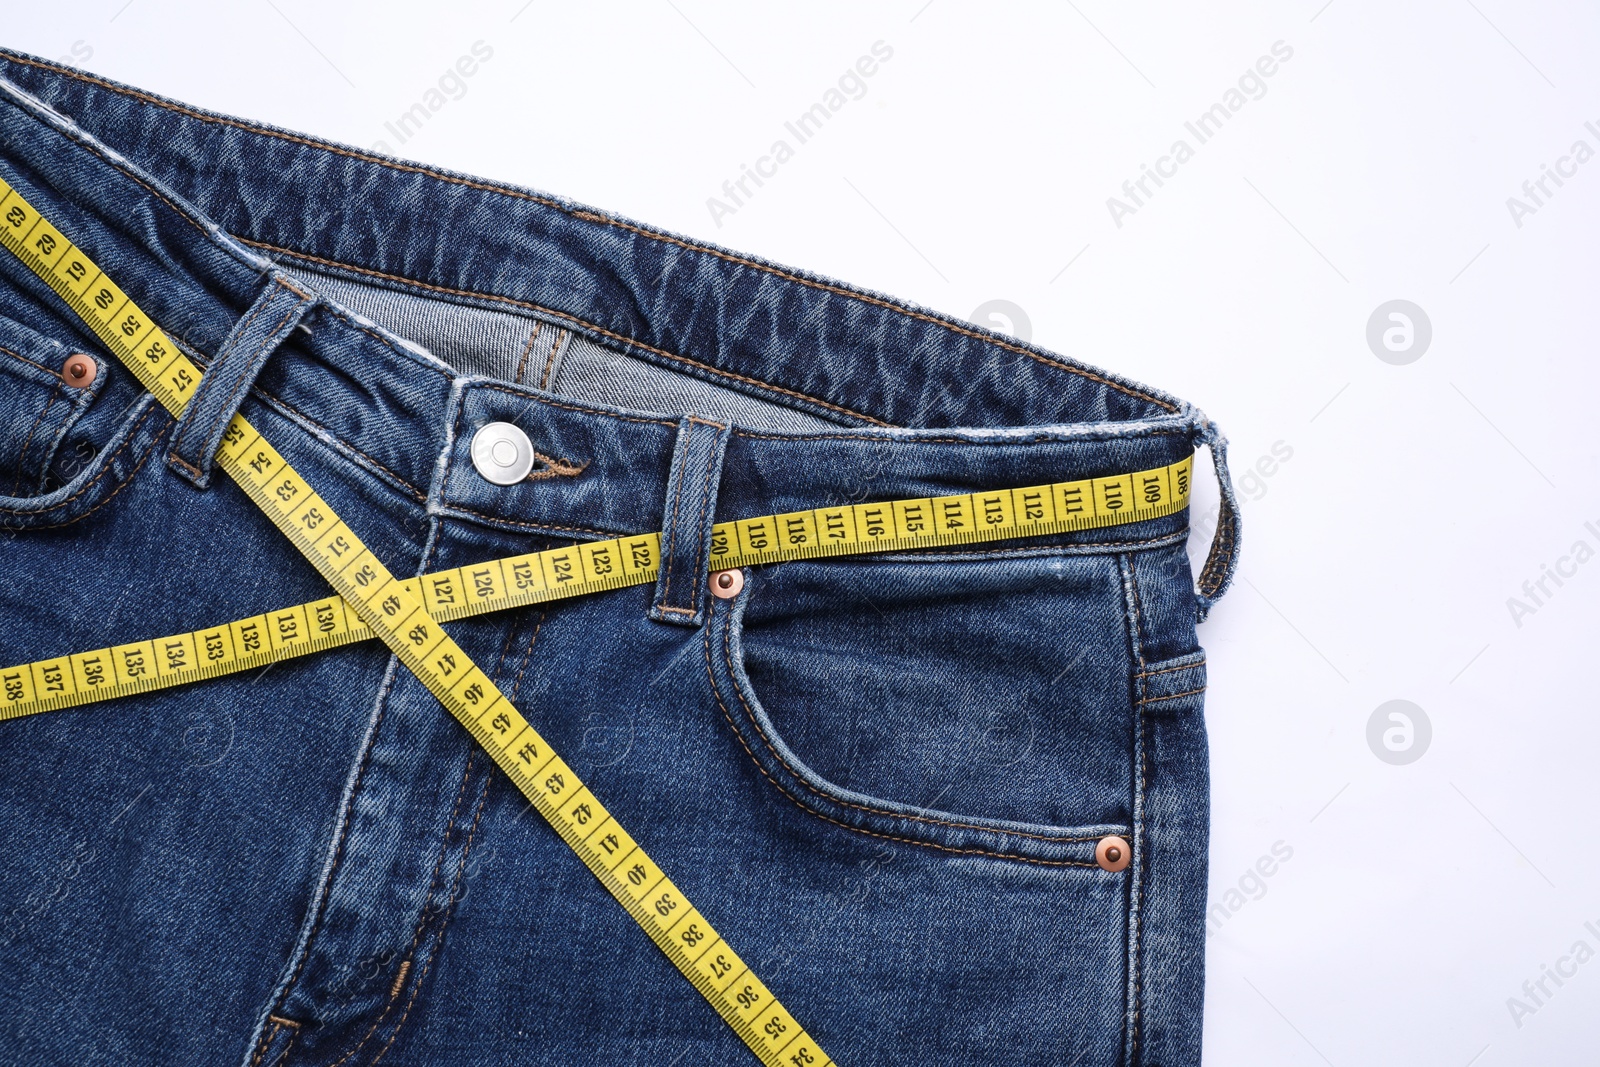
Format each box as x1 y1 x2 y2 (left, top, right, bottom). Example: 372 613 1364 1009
0 175 1194 1067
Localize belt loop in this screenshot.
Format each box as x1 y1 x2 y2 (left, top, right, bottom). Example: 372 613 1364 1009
1192 414 1241 622
649 415 732 627
166 271 317 489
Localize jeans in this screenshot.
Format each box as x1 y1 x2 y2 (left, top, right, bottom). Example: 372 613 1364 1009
0 47 1239 1067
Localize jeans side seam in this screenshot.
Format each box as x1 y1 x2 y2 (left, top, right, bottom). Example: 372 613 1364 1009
1118 553 1151 1066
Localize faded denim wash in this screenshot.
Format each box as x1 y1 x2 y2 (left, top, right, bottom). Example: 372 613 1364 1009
0 48 1238 1067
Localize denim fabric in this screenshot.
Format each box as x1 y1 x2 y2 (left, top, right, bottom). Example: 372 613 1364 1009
0 47 1236 1067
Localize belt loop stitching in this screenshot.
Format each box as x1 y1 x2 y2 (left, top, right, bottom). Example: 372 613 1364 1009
652 415 728 625
165 272 316 488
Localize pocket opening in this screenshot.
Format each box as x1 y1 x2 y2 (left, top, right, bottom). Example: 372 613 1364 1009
703 558 1137 867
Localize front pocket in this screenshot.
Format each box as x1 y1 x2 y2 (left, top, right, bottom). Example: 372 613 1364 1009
0 307 167 531
0 310 105 497
704 552 1139 866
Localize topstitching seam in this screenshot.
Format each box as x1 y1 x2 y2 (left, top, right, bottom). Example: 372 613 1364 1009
709 599 1107 846
0 52 1179 415
10 381 59 495
700 604 1102 866
511 321 541 384
657 421 694 609
240 240 892 426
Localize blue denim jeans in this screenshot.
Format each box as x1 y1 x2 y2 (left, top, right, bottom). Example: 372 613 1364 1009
0 48 1239 1067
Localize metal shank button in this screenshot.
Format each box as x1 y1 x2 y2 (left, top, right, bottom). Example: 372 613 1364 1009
470 421 536 485
1095 835 1131 873
62 353 97 388
710 569 744 599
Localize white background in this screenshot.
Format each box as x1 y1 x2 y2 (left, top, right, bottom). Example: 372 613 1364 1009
8 2 1598 1064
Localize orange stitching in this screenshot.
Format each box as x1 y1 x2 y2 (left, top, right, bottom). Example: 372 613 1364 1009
471 382 676 428
507 613 547 705
1126 558 1148 671
700 608 1100 866
1133 707 1149 1063
4 47 1166 416
511 321 541 384
437 397 626 539
16 414 166 530
0 401 162 516
387 959 412 1001
538 327 565 390
658 416 729 612
490 616 520 677
181 280 304 465
256 497 445 1030
165 451 204 477
707 598 1108 847
366 770 491 1067
879 535 1186 559
10 381 59 495
731 428 1188 444
238 238 892 426
0 341 64 378
0 100 456 402
267 1015 302 1029
1200 504 1231 589
321 750 479 1067
246 385 425 501
170 277 278 455
1200 505 1235 595
657 421 696 606
277 275 313 301
265 651 408 1022
1139 685 1207 706
10 55 1031 440
576 212 1177 413
249 1020 282 1067
1123 554 1144 1063
522 452 588 481
1135 658 1205 679
686 423 726 609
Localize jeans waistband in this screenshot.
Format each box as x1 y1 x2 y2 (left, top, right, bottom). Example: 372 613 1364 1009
0 49 1237 606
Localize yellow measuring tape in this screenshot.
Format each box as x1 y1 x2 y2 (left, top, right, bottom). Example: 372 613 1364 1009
0 449 1191 721
0 176 1190 1064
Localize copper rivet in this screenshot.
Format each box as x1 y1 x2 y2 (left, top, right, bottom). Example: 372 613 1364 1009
1096 835 1131 873
710 569 744 599
62 353 97 389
